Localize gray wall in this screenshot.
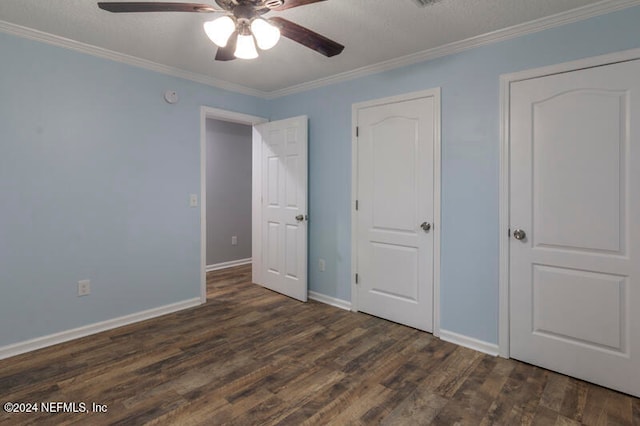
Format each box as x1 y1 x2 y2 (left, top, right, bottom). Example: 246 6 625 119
206 119 252 265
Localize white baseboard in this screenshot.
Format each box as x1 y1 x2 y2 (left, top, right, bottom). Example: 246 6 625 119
439 329 499 357
308 291 352 311
206 258 252 272
0 298 202 361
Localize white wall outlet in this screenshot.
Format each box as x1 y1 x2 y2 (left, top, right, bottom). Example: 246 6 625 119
319 258 326 272
231 236 238 245
78 280 91 296
189 194 198 207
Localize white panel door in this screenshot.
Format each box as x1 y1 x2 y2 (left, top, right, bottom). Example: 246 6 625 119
255 116 308 302
510 60 640 397
356 96 436 331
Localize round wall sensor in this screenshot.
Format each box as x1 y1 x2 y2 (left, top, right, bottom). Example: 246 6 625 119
164 90 179 104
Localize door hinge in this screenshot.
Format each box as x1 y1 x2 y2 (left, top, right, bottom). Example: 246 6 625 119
355 200 359 211
356 126 359 137
355 273 359 284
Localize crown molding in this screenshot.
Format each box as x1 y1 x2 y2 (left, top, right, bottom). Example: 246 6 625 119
0 20 269 99
266 0 640 99
1 0 639 100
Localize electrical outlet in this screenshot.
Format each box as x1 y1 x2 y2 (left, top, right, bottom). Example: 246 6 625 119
319 258 326 272
189 194 198 207
231 236 238 245
78 280 91 296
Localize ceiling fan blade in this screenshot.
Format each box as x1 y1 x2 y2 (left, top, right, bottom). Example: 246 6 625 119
271 0 327 11
269 17 344 57
98 2 218 13
215 32 237 61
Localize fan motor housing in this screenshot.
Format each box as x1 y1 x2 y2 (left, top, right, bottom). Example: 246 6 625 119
233 3 256 18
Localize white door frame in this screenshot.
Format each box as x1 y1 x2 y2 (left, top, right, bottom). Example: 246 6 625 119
351 88 442 336
498 48 640 357
200 106 268 303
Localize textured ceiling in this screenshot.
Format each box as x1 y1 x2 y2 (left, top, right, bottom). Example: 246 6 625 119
0 0 617 93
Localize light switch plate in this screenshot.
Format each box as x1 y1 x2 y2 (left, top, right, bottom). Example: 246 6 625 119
189 194 198 207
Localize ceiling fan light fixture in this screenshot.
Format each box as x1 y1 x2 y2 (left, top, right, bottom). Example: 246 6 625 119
203 15 235 47
235 33 259 59
97 1 344 61
251 18 281 50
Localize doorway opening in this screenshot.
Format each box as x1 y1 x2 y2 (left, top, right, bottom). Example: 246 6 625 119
205 118 252 298
199 107 267 303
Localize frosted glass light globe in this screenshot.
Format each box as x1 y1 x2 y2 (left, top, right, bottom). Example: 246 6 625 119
251 19 281 50
203 16 235 47
234 34 259 59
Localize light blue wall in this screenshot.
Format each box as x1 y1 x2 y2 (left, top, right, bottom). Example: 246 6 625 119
267 6 640 344
3 5 640 349
0 32 266 347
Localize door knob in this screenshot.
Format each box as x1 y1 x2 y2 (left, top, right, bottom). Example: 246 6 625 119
513 229 526 240
295 214 306 222
420 222 431 232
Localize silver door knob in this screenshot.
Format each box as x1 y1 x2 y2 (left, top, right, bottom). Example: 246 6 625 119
513 229 526 240
295 214 305 222
420 222 431 232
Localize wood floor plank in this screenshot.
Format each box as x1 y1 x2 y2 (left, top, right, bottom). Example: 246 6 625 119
530 405 560 426
604 390 634 425
272 375 361 425
554 414 583 426
422 345 485 398
443 356 498 422
540 372 570 412
632 397 640 425
580 384 611 426
559 377 590 422
381 388 448 425
251 367 345 425
144 395 231 426
327 383 396 425
1 264 638 425
479 357 515 399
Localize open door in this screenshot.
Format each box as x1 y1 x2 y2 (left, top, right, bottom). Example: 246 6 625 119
253 116 308 302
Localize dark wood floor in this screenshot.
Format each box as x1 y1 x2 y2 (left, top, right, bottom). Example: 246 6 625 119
1 264 638 425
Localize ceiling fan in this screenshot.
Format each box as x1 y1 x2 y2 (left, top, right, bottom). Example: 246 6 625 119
98 0 345 60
